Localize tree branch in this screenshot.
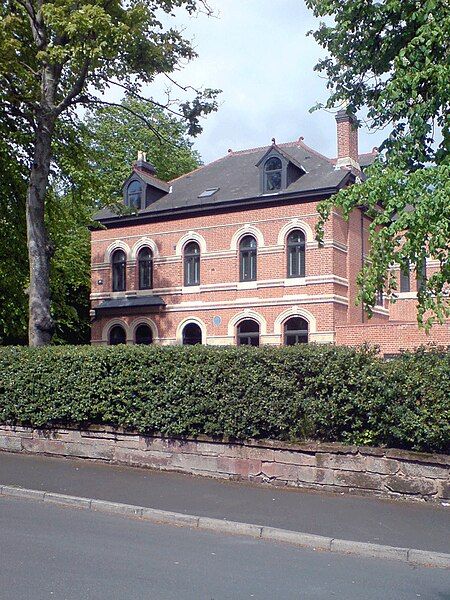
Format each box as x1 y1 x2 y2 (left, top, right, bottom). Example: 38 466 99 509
55 60 90 116
103 79 187 120
14 0 46 50
82 98 167 144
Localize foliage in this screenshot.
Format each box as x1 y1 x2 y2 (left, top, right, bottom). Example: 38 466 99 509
0 140 28 344
307 0 450 326
83 96 201 207
0 344 448 453
0 0 219 344
0 97 201 345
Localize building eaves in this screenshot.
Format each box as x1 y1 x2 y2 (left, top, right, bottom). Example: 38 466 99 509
93 175 351 229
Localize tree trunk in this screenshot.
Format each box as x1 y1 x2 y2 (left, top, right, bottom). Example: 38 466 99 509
26 117 55 346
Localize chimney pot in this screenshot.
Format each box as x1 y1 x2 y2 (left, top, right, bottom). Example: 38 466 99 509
134 151 156 176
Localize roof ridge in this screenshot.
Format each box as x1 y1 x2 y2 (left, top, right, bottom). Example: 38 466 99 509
296 139 333 164
358 150 379 157
230 140 302 156
134 168 169 188
168 154 231 184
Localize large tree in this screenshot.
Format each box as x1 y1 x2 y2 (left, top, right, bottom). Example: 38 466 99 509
0 0 218 345
307 0 450 327
0 98 202 345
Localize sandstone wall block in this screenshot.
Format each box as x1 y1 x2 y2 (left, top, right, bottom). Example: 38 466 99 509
1 426 448 504
385 476 437 496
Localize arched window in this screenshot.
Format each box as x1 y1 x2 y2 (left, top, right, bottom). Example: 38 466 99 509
109 325 126 345
112 249 126 292
264 157 282 192
237 319 260 346
375 289 384 306
127 180 142 210
138 247 153 290
416 257 427 292
182 322 202 345
400 260 410 293
287 230 306 278
239 235 257 282
135 323 153 345
184 241 200 286
284 317 308 345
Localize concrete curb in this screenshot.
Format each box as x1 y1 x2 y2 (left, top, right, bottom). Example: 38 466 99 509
1 484 448 569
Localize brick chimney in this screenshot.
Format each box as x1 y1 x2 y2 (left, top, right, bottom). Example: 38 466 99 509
134 150 157 176
335 109 360 171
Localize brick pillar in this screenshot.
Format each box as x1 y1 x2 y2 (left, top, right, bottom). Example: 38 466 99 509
335 110 360 171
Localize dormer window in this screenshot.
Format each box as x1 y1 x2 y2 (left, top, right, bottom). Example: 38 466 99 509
264 157 282 192
127 180 142 210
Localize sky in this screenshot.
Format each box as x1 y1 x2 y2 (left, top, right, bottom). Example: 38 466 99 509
127 0 387 164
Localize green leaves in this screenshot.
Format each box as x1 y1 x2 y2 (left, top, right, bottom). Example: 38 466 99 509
0 344 448 453
0 0 219 344
308 0 450 324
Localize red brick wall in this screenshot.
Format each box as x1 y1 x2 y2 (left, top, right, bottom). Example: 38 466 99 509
336 322 450 355
91 199 350 346
90 197 450 354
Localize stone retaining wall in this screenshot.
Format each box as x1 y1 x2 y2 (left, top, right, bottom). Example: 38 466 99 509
0 425 448 503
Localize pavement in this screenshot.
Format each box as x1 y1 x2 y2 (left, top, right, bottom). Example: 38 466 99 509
1 451 449 556
1 497 449 600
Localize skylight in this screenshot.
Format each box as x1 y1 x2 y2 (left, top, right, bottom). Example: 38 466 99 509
198 187 219 198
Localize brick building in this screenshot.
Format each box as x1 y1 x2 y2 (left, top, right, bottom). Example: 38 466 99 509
90 111 450 355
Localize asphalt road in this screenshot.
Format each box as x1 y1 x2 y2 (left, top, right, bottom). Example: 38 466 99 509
1 451 449 553
1 497 449 600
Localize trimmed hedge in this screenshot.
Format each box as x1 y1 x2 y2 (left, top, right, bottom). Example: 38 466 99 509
0 344 449 453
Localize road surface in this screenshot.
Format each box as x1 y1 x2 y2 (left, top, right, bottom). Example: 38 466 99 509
0 451 448 552
1 497 449 600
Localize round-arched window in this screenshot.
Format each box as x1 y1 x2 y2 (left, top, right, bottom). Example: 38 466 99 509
239 235 257 282
127 180 142 210
111 249 126 292
264 157 282 192
237 319 260 346
109 325 126 345
138 247 153 290
182 322 202 345
184 241 200 286
284 317 308 345
135 323 153 345
287 230 306 278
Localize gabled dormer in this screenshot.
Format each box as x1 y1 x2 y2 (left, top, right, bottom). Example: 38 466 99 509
255 143 306 195
122 151 170 211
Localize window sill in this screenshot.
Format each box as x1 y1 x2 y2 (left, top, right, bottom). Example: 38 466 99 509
182 285 201 294
237 281 258 290
284 277 306 287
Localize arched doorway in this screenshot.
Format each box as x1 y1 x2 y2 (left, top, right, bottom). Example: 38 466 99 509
284 317 308 345
109 325 126 345
236 319 260 346
135 323 153 345
182 322 202 345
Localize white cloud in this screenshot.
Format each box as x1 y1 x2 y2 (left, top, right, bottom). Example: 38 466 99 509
138 0 387 163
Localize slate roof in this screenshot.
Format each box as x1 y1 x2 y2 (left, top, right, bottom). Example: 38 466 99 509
94 296 165 313
94 139 378 223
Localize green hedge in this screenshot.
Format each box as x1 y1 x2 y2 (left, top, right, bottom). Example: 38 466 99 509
0 345 449 453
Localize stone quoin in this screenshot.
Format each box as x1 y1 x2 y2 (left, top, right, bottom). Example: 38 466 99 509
90 112 450 355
